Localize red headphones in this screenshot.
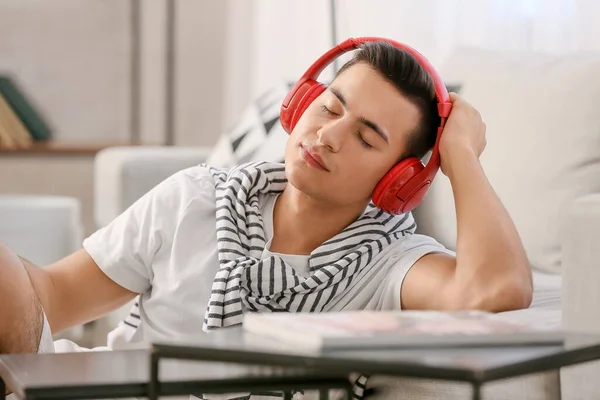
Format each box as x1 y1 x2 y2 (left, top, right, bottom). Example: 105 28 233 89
280 37 452 215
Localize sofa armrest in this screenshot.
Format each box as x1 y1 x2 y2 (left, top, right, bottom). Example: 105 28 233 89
93 146 212 228
560 194 600 399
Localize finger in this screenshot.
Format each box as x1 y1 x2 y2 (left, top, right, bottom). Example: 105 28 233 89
448 92 460 103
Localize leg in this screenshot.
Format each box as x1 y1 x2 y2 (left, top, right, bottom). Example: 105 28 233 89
148 350 160 400
0 243 44 354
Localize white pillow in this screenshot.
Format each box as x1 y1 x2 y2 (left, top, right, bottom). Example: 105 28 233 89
414 47 600 275
207 82 291 168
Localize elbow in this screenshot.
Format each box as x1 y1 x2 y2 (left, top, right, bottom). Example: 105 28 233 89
480 277 533 313
450 263 534 313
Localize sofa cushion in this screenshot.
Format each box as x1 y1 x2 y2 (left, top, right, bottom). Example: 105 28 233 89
413 47 600 274
206 81 291 168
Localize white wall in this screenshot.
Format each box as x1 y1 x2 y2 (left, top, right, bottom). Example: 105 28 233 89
217 0 336 131
251 0 334 93
221 1 257 131
0 0 232 147
0 0 131 142
174 0 228 146
138 0 168 145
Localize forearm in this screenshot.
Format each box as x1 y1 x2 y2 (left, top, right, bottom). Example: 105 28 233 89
446 149 532 310
3 245 136 336
39 250 137 334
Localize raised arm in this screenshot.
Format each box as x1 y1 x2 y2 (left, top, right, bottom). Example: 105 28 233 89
401 93 533 312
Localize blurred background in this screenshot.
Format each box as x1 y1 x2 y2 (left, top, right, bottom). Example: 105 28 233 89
1 0 599 346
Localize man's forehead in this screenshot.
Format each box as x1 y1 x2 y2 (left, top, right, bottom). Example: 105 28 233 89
330 63 404 103
328 64 422 142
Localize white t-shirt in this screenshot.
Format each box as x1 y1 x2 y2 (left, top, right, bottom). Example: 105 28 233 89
82 165 454 349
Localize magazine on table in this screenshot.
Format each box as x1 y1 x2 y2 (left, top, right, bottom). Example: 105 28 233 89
242 310 564 350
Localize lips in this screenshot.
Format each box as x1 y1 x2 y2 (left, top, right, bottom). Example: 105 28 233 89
300 144 329 171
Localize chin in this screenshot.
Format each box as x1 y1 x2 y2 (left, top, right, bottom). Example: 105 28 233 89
285 159 313 187
285 160 326 197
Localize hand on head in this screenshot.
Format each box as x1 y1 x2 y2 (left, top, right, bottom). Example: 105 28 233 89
438 92 487 176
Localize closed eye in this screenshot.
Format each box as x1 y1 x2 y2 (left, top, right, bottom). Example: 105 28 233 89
356 131 373 149
321 105 338 116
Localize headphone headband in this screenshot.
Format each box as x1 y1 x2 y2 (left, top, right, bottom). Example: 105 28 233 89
298 37 450 107
282 37 452 184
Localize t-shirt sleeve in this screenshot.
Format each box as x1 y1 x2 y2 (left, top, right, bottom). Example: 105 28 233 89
82 166 215 294
378 234 455 311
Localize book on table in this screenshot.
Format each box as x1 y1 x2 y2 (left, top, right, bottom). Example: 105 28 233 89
242 310 564 350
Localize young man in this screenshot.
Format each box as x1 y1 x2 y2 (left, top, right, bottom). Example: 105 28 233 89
0 41 533 357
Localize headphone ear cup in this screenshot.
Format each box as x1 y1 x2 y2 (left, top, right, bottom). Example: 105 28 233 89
372 157 428 214
280 80 326 134
291 83 326 132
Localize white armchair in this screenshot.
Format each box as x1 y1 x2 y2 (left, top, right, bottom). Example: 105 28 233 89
94 146 213 228
92 145 212 336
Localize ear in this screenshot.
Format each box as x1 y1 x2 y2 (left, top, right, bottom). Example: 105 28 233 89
280 79 327 133
290 83 327 132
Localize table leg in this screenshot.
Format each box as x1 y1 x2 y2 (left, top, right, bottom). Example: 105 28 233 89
346 387 353 400
471 383 481 400
0 377 5 400
149 350 160 400
319 388 329 400
283 391 292 400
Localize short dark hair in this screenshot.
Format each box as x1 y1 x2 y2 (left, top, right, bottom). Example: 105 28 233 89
336 41 439 159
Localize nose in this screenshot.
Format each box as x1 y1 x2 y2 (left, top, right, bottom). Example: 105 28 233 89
316 118 349 153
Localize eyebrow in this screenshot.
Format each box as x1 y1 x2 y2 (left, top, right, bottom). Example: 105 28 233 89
329 87 389 144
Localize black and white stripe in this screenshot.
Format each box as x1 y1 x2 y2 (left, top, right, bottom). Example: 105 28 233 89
121 300 141 330
203 161 415 331
201 161 415 400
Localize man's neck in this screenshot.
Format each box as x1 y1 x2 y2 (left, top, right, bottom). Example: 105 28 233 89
270 186 367 255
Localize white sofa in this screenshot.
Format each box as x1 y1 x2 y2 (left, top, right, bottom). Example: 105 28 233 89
92 47 600 399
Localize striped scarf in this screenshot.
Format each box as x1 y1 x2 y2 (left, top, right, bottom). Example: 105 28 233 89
202 161 415 400
202 161 416 331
